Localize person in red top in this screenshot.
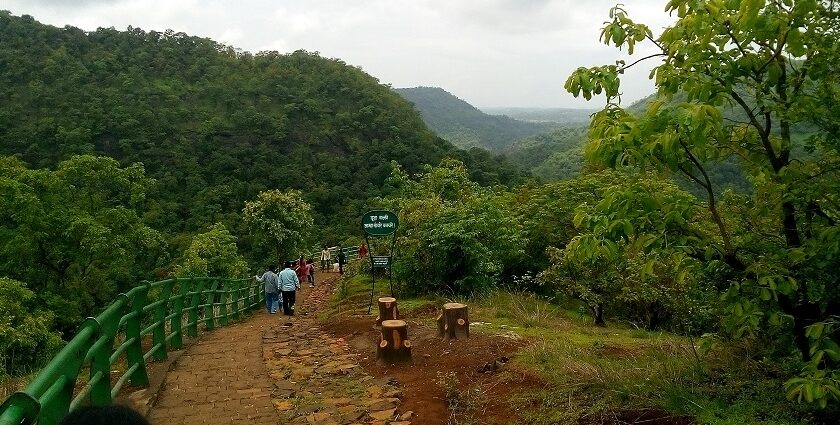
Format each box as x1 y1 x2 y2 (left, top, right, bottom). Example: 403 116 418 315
294 256 307 284
358 243 368 259
305 259 315 287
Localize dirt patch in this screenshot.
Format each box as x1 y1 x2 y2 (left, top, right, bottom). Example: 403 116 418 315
323 315 529 425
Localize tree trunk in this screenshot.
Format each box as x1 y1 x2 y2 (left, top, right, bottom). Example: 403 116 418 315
375 297 400 326
592 304 605 327
377 319 412 363
437 303 469 339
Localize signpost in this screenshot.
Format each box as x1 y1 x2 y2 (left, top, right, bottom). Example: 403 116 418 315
362 210 398 314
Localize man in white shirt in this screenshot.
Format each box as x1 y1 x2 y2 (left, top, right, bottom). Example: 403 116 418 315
320 245 331 272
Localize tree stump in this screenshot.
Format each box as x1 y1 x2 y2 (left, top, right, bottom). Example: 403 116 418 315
375 297 400 326
377 319 412 363
437 302 469 339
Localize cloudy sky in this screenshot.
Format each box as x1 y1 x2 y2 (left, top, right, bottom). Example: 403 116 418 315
3 0 675 108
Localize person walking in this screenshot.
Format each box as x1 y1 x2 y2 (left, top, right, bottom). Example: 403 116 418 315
278 261 300 316
337 248 346 275
306 259 315 287
320 245 331 271
255 265 279 314
295 256 307 285
358 243 368 260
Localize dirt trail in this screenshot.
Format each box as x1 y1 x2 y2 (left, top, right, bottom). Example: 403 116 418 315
144 271 412 425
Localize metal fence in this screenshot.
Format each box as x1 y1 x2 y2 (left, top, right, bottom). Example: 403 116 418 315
0 277 261 425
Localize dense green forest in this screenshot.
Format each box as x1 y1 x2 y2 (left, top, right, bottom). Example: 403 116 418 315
3 1 840 422
0 11 525 251
0 11 526 375
394 86 554 151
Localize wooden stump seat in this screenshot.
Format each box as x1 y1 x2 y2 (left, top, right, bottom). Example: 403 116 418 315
437 302 469 339
377 319 412 363
375 297 400 326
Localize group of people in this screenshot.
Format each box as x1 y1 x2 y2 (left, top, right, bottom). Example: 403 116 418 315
255 257 314 316
256 245 364 316
319 245 350 274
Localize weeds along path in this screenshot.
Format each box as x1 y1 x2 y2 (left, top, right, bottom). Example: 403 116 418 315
263 272 412 425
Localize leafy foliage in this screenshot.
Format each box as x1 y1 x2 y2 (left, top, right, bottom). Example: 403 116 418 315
0 155 166 334
0 277 64 377
566 0 840 406
385 160 525 296
173 223 248 278
243 190 314 264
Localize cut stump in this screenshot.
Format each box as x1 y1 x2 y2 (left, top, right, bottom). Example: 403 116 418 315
377 319 412 363
375 297 400 326
437 302 469 339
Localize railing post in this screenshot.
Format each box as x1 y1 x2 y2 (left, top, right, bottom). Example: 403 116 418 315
170 278 190 349
125 284 150 387
204 279 218 330
230 280 241 321
152 280 173 361
90 297 123 407
218 278 229 326
187 277 202 337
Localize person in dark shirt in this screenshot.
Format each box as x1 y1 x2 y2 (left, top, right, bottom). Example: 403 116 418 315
337 248 346 275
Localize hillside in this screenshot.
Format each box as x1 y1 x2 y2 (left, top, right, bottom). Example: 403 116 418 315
481 107 594 124
0 12 526 247
506 126 587 181
394 87 553 151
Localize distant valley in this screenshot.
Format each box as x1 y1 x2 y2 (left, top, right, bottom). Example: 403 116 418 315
395 86 590 182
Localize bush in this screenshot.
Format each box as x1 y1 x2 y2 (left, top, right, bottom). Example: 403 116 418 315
0 277 63 377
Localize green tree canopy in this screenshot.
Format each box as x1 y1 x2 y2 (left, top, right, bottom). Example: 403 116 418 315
0 155 166 333
567 0 840 406
385 159 526 295
243 190 314 265
0 277 62 377
173 223 248 278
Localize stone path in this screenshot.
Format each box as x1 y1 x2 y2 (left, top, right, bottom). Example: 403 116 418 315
145 272 411 425
264 278 411 425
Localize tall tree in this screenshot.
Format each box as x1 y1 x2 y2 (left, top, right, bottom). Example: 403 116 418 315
173 223 248 278
243 190 314 265
566 0 840 405
0 155 166 333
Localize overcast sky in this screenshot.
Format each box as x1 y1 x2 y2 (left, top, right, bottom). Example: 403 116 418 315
3 0 675 108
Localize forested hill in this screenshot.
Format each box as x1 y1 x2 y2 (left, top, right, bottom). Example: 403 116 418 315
394 86 553 151
0 12 525 239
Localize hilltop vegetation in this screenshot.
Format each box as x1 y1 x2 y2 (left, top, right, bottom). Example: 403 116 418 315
0 12 525 246
394 86 553 151
0 11 526 377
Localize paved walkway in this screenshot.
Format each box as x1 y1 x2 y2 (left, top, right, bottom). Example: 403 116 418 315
146 273 411 425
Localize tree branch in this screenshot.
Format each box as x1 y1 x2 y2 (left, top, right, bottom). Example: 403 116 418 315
679 139 737 258
620 53 668 72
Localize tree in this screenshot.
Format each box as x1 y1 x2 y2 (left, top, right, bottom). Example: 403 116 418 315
174 223 248 278
243 190 314 264
0 155 166 334
567 1 840 405
541 175 712 329
0 277 63 376
386 160 525 295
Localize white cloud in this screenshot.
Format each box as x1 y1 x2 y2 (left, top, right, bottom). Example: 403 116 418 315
2 0 674 107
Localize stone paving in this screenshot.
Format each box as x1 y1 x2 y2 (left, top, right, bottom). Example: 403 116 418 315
145 272 411 425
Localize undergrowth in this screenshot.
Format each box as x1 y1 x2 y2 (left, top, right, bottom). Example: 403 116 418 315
321 276 837 424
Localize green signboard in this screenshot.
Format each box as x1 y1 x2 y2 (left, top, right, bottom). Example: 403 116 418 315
372 256 391 268
362 210 399 236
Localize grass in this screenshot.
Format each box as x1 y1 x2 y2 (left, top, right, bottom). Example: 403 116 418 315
321 275 836 424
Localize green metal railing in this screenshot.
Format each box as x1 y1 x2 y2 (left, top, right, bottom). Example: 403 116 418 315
0 277 262 425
